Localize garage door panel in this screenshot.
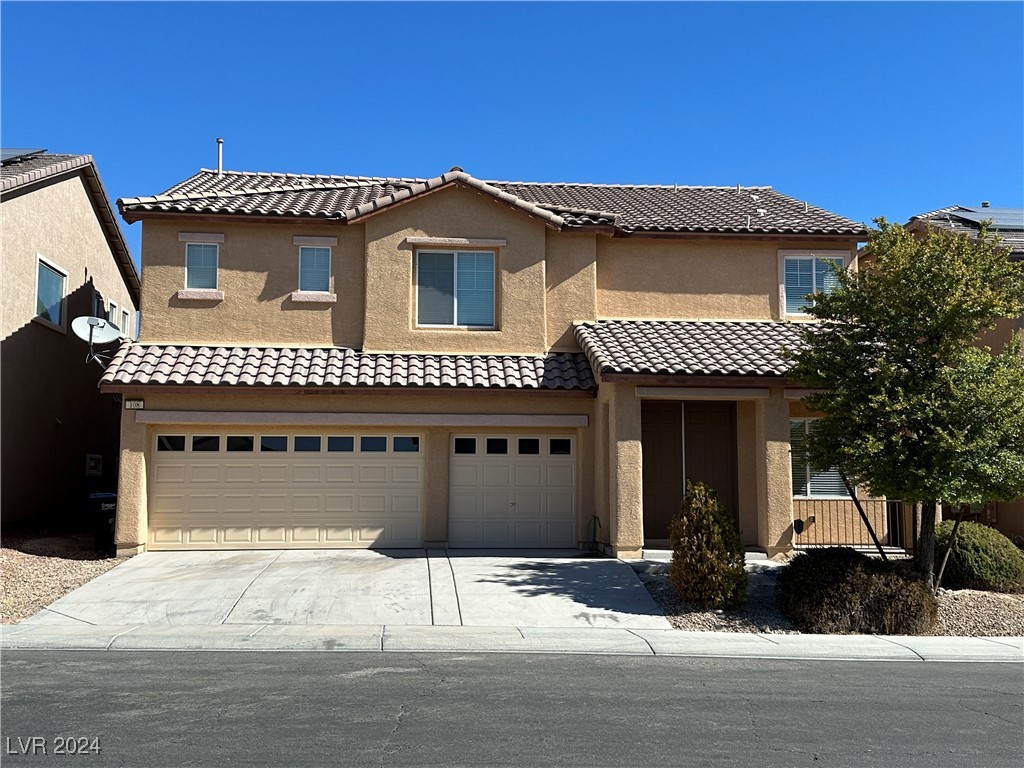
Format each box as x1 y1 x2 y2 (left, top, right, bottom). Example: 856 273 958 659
515 465 543 486
189 465 221 483
515 492 543 516
482 492 511 516
482 465 511 486
449 493 478 518
481 521 513 546
546 492 575 517
513 521 543 547
546 465 575 487
259 465 289 483
149 430 423 550
451 465 479 487
543 522 575 547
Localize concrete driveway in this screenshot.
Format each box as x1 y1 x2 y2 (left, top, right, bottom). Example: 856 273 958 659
18 549 670 630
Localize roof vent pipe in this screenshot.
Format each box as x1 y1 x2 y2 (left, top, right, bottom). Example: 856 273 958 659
216 138 224 177
981 201 990 208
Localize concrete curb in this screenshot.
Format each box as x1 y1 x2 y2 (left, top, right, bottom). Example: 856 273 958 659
3 624 1021 661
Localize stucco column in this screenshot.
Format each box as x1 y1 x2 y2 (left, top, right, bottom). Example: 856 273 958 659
422 428 449 546
115 411 147 556
608 383 643 558
756 388 793 558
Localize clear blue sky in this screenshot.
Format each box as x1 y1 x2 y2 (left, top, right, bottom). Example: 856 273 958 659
3 1 1022 264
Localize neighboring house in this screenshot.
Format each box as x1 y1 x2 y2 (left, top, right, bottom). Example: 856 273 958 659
1 149 141 525
907 204 1024 543
104 166 873 558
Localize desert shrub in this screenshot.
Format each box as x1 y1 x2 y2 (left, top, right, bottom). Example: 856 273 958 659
935 521 1024 593
776 547 937 634
668 482 747 609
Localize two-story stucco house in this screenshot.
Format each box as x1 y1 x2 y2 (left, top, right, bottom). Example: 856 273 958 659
1 149 141 525
104 167 876 558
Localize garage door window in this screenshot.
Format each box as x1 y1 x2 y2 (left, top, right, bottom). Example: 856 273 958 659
454 438 476 455
157 435 185 452
328 436 354 452
361 436 387 452
486 438 508 455
517 438 540 455
260 436 287 452
227 436 254 452
295 436 321 452
550 439 572 456
393 436 420 453
192 436 220 452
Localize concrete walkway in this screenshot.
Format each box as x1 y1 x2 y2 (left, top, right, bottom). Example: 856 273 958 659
3 549 1020 661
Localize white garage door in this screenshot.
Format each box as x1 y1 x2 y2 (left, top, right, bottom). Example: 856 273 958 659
148 431 423 550
449 434 576 548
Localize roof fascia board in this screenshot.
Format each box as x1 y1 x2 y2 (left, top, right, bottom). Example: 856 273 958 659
611 230 866 242
599 373 795 387
101 383 595 397
119 209 348 226
131 410 590 428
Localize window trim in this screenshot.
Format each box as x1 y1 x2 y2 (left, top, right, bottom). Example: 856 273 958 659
415 249 497 330
34 255 68 332
779 249 850 317
120 309 130 336
790 418 848 499
108 300 119 326
185 242 220 290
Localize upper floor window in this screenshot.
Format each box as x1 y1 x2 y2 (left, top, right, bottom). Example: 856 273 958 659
93 289 105 319
108 301 119 325
185 243 219 290
783 253 846 314
416 250 495 328
36 257 67 328
298 246 331 292
790 419 847 498
120 309 130 335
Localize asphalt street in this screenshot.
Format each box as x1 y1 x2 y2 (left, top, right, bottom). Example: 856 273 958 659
1 652 1021 768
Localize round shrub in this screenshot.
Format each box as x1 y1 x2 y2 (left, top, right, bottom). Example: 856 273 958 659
935 521 1024 593
776 547 937 634
669 482 747 609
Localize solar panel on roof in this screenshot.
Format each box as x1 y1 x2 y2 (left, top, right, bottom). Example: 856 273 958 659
0 148 47 163
952 208 1024 230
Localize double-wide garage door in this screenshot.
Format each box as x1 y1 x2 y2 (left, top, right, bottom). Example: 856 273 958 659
148 429 577 550
149 431 424 549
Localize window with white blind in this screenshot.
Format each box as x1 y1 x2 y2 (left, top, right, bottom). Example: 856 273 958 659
783 254 845 314
36 257 67 328
790 419 848 498
416 250 495 328
185 243 219 290
298 246 331 292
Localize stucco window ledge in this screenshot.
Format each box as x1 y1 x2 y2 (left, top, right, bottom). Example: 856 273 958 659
176 289 225 301
290 291 338 304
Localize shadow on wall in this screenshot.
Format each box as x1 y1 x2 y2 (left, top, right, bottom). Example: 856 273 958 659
469 556 665 617
1 281 122 526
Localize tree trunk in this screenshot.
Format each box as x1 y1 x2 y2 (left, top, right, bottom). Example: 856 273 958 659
935 506 966 594
915 500 939 588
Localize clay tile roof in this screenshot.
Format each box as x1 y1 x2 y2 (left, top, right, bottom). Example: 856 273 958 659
574 320 805 377
909 205 1024 258
118 167 867 237
101 345 596 391
1 152 91 191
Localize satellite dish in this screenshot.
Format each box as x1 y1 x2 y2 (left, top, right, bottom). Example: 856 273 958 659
72 316 123 369
72 316 122 345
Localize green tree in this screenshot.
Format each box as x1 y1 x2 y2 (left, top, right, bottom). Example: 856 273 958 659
790 219 1024 586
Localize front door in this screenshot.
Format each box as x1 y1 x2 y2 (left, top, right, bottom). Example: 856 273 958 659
683 402 739 528
641 401 683 542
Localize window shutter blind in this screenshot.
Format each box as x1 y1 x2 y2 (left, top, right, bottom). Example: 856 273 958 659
785 258 814 313
186 244 218 289
456 252 494 326
789 420 809 496
417 252 455 325
299 247 331 291
817 257 844 295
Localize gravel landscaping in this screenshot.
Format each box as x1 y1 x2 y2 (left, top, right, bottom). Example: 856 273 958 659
641 562 1024 637
1 531 125 625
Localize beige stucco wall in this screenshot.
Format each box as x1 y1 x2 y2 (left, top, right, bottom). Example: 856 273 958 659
545 232 597 350
362 186 549 355
756 389 794 557
596 238 854 321
2 173 137 522
137 219 364 347
113 389 596 553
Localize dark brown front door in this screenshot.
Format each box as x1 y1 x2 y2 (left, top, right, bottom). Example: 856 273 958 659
641 401 683 541
683 402 739 527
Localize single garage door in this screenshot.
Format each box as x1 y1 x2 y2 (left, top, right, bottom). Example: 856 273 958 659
148 431 423 549
448 434 576 547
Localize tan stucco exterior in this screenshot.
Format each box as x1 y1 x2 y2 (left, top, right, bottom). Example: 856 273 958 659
114 182 874 556
2 171 138 523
